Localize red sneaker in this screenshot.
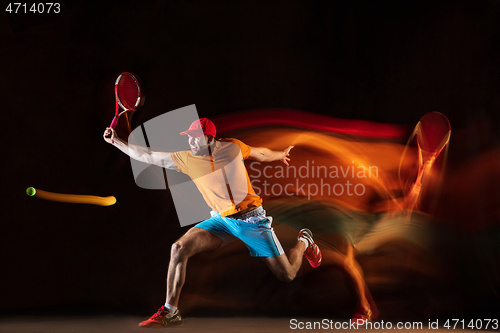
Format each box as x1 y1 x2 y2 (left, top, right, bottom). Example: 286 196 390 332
298 228 322 268
138 305 183 327
350 306 372 325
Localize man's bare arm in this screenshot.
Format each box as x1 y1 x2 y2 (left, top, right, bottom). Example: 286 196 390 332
103 127 177 170
248 145 294 166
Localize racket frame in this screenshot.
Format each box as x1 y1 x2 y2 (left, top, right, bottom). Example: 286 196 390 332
107 72 142 134
402 112 451 212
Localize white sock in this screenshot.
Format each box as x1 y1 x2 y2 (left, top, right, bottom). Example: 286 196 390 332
164 303 177 315
299 237 310 249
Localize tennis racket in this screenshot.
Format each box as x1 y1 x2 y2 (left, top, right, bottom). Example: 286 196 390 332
404 112 451 211
105 72 142 138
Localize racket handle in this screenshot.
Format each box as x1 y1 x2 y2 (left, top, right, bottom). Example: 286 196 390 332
110 116 119 129
105 116 119 139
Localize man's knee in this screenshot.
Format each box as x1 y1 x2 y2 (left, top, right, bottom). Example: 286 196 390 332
171 240 192 260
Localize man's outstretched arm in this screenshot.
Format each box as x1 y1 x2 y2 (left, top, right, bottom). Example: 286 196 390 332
103 127 178 170
248 145 294 166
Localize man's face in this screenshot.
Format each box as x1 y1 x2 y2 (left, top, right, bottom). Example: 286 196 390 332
188 135 210 156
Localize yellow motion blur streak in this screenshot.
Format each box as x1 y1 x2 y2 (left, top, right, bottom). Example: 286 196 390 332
32 188 116 206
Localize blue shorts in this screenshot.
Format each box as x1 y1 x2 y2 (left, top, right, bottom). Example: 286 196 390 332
195 209 284 257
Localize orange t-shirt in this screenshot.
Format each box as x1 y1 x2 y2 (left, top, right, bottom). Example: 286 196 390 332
170 138 263 216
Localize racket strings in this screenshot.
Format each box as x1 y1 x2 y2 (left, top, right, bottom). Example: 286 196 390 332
417 112 451 153
117 75 140 110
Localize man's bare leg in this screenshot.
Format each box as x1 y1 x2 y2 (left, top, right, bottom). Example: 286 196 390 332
261 240 306 282
139 227 222 327
165 227 223 307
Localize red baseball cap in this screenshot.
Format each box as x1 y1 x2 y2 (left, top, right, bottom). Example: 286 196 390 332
180 118 217 137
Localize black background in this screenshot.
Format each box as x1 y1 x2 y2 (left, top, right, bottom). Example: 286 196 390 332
1 0 499 318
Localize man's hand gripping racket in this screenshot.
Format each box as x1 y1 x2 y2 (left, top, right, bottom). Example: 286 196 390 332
104 72 142 143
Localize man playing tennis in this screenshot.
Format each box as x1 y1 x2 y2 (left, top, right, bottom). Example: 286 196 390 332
103 118 322 327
